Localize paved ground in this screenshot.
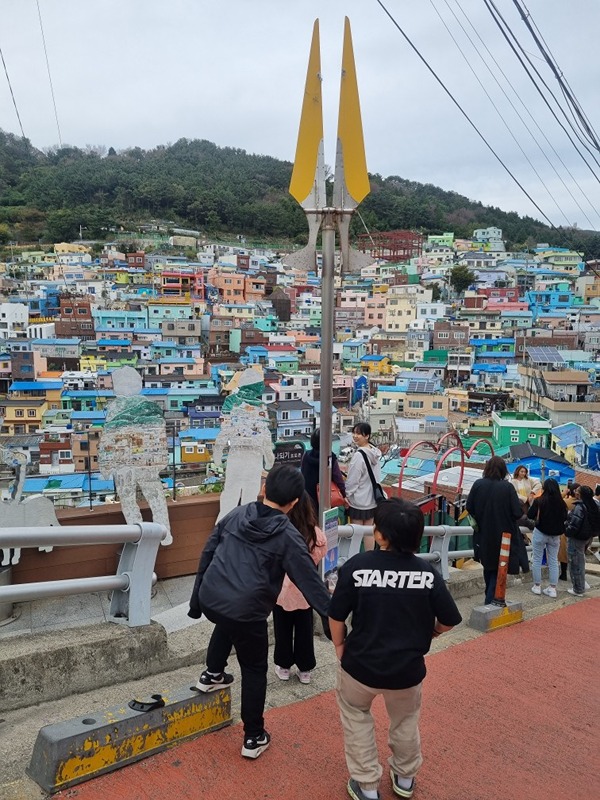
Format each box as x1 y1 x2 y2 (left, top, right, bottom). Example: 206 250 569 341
2 570 599 800
49 597 599 800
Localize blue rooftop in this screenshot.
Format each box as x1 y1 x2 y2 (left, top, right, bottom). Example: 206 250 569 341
10 381 63 391
96 339 131 347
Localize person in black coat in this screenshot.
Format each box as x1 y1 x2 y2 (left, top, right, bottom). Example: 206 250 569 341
300 428 346 512
466 456 525 604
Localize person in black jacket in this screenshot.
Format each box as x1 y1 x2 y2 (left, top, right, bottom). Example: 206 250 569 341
527 478 568 599
300 428 346 512
188 465 331 760
466 456 525 605
565 485 598 596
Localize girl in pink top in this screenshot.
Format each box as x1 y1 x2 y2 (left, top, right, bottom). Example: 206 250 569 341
273 491 327 684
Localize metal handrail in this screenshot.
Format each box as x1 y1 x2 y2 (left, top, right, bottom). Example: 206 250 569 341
0 523 166 627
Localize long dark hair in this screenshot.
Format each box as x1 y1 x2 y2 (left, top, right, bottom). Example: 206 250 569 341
538 478 567 517
288 490 318 552
578 485 600 532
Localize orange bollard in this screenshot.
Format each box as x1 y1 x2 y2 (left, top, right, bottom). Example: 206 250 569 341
493 531 511 606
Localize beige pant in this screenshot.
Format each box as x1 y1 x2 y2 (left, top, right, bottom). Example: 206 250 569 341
335 665 423 792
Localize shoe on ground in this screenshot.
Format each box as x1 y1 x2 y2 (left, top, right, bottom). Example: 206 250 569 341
298 670 312 684
567 588 585 597
195 669 234 693
391 769 415 798
241 730 271 759
274 665 291 681
542 586 557 598
531 584 542 595
584 581 591 590
347 778 381 800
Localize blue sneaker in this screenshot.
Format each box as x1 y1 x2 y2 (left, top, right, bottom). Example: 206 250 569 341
347 778 381 800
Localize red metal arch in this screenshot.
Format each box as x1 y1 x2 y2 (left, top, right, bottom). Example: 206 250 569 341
430 446 466 496
397 439 440 496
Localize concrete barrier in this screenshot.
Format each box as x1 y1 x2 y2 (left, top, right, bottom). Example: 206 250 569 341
0 622 171 712
27 685 231 793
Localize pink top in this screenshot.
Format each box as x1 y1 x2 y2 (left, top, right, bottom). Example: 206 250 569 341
276 527 327 611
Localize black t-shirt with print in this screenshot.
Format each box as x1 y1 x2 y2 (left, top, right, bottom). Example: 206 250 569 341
329 549 462 689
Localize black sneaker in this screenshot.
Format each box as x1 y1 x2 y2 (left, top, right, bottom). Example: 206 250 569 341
347 778 381 800
391 769 415 798
194 670 234 693
241 730 271 759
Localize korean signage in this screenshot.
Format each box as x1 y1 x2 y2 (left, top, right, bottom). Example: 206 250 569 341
273 441 304 466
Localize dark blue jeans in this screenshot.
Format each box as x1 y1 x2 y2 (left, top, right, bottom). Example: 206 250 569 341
567 538 587 594
203 607 268 739
484 569 498 604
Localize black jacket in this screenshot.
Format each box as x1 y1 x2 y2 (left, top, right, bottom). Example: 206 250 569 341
466 477 525 572
300 449 346 509
188 501 331 622
565 501 591 541
527 498 568 536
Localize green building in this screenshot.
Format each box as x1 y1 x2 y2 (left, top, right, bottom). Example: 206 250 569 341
491 410 551 449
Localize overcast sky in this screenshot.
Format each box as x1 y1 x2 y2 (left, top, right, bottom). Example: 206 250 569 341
1 0 599 230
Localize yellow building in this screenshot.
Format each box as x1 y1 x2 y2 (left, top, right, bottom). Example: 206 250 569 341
80 355 108 372
0 398 48 434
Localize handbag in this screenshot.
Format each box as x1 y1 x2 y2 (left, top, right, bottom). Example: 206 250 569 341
317 482 346 508
359 450 387 505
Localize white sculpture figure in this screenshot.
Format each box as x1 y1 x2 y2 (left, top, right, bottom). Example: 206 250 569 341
0 448 61 566
98 366 172 545
213 369 274 521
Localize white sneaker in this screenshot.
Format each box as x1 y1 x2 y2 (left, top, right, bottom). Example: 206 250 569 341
568 588 585 597
531 584 542 595
542 586 557 598
274 665 290 681
584 581 591 590
297 671 312 684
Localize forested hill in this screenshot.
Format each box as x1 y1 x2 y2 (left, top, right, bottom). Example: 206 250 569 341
1 129 598 256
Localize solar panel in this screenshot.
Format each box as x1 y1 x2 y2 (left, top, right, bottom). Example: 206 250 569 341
407 379 437 393
526 346 564 365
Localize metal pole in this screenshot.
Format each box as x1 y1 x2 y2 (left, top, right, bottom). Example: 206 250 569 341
318 213 335 524
87 431 93 511
171 424 177 501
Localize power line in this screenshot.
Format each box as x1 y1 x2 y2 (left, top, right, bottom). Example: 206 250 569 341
373 0 559 229
429 0 572 228
482 0 600 180
35 0 62 148
445 0 599 229
0 43 26 138
512 0 600 152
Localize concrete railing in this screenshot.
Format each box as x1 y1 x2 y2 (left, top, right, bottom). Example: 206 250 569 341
0 523 167 627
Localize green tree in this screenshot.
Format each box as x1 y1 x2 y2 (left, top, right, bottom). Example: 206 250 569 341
450 264 475 295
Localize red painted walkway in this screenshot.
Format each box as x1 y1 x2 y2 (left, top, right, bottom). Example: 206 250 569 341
59 599 600 800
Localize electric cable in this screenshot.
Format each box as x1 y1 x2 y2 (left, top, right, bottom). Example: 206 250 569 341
429 0 573 228
446 0 599 229
373 0 559 229
35 0 62 148
512 0 600 152
483 0 600 178
0 43 26 138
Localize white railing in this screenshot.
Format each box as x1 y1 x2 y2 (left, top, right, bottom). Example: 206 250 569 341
0 523 166 626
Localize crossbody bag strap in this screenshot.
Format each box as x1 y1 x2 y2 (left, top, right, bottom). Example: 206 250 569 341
359 449 378 492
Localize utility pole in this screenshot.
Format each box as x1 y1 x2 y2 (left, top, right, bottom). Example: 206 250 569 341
289 18 371 524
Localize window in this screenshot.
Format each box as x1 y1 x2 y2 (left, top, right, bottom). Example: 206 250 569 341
510 429 519 435
15 409 24 417
433 401 443 409
63 307 73 314
408 400 424 409
59 450 72 459
27 409 36 417
281 411 289 420
437 332 449 339
14 424 25 434
77 308 87 315
511 436 519 443
184 446 195 454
